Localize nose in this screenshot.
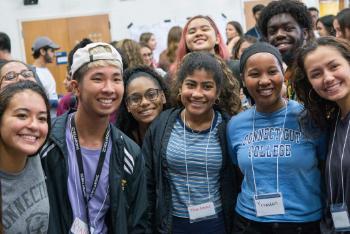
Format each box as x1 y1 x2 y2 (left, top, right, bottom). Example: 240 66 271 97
17 74 27 81
335 31 342 38
323 70 335 84
192 86 204 97
275 28 287 39
258 74 272 86
102 80 115 94
27 117 40 130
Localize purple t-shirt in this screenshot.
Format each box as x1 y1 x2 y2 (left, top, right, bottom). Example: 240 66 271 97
66 114 112 233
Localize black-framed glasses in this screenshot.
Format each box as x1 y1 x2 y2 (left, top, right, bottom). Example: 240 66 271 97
126 88 161 107
1 70 34 82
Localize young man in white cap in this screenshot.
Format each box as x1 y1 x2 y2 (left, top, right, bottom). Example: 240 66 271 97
32 36 60 116
39 42 147 234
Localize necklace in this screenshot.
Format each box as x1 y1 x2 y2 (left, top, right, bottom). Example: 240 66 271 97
183 110 214 134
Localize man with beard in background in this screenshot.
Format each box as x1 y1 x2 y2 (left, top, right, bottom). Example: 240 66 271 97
32 36 60 116
258 0 314 99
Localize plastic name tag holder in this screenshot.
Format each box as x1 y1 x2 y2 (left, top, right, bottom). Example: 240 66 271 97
331 203 350 232
71 217 89 234
187 201 217 223
254 192 285 217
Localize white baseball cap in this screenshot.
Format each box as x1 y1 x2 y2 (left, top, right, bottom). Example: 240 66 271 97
70 42 123 78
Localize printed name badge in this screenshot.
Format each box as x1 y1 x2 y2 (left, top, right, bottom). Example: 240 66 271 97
331 204 350 231
254 193 285 217
71 217 89 234
188 201 216 221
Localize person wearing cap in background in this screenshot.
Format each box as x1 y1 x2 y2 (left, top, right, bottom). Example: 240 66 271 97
39 42 147 234
32 36 60 117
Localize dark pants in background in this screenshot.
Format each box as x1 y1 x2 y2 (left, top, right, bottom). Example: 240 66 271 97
233 212 320 234
172 212 226 234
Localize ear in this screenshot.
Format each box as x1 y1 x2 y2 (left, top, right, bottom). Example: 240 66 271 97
160 92 166 105
215 34 220 45
302 28 309 42
70 80 80 97
126 103 131 112
40 48 46 56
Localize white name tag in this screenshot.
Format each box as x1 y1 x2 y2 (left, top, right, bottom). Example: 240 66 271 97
188 201 216 221
331 204 350 231
71 217 89 234
254 193 285 217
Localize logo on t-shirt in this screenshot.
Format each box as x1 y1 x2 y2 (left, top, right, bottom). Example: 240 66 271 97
242 127 302 158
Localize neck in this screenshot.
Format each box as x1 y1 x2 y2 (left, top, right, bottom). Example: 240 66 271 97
74 109 110 148
137 123 149 143
0 51 12 61
0 144 27 173
256 98 286 113
181 108 214 131
33 58 46 68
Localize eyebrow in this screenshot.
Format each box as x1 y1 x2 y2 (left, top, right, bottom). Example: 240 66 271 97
14 108 47 114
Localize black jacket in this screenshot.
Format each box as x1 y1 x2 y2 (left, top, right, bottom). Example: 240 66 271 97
143 108 240 234
40 112 148 234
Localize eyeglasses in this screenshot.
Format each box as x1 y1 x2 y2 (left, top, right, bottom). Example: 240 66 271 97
126 88 161 107
1 70 35 82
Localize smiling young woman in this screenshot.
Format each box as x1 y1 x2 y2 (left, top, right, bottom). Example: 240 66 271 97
116 66 170 146
143 52 241 234
294 37 350 232
0 81 50 233
227 42 327 234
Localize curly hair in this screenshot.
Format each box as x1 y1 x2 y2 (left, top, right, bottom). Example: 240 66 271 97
258 0 314 41
171 52 241 116
293 37 350 129
116 39 144 69
116 66 170 144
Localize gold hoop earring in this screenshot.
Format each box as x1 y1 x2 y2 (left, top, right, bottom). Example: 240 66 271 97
215 97 220 105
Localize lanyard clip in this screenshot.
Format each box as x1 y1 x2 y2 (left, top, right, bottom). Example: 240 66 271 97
121 179 127 191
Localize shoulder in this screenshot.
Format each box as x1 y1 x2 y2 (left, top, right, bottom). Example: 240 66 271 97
149 108 180 129
111 126 140 154
287 100 304 115
228 108 253 126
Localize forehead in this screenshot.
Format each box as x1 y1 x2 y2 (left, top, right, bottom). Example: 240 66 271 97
87 64 121 74
127 76 159 93
246 52 280 68
7 90 47 113
184 69 215 82
1 62 27 74
187 18 212 29
305 46 344 64
267 13 300 28
140 47 151 53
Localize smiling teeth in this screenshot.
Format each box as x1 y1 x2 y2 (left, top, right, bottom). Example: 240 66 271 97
99 99 113 104
259 89 273 95
21 135 36 141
